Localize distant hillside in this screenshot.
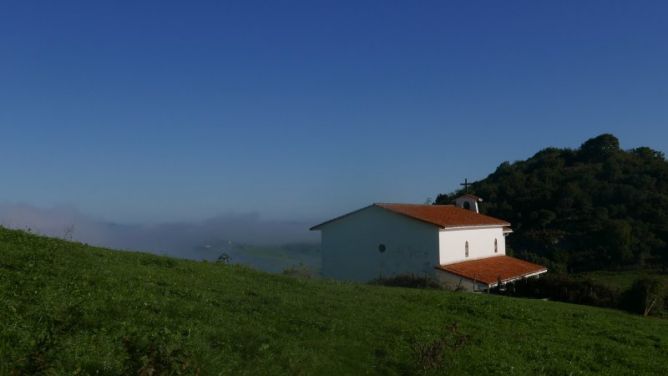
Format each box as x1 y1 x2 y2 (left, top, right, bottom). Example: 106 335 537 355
435 134 668 272
2 226 668 374
190 240 320 273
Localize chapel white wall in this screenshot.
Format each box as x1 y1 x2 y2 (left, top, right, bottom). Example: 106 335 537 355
319 206 440 282
438 227 505 265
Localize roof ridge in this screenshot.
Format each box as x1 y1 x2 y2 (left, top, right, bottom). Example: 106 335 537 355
375 203 510 228
312 202 510 230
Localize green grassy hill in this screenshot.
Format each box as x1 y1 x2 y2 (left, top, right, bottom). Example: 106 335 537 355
578 270 668 292
2 227 668 375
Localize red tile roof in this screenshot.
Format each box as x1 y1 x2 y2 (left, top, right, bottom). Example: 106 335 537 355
375 203 509 228
310 203 509 230
436 256 547 286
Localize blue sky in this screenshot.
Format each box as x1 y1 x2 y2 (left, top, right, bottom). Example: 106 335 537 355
1 1 667 224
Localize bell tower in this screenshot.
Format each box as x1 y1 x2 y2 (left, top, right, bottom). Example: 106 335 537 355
454 178 483 213
454 194 483 213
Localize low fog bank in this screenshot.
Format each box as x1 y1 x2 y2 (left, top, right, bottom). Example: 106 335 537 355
0 203 320 265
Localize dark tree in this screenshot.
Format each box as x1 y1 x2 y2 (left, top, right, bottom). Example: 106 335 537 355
434 134 668 272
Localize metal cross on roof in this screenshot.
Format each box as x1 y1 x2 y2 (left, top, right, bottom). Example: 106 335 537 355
460 178 472 193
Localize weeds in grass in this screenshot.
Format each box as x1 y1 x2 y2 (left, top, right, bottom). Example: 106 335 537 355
122 332 197 375
412 322 470 372
282 262 316 279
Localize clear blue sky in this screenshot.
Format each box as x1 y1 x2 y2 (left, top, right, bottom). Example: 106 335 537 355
1 1 666 223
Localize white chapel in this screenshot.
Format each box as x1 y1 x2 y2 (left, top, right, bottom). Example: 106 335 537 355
310 195 547 291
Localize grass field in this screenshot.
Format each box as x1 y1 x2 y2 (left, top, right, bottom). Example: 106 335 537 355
578 270 668 291
1 227 668 375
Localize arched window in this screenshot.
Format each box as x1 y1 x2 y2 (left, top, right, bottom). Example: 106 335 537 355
494 238 498 253
463 201 471 210
465 241 469 257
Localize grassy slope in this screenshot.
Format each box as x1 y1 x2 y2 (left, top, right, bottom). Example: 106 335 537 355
1 228 667 375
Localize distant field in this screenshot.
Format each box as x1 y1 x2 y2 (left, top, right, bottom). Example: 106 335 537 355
577 270 668 291
234 243 321 274
1 227 668 375
189 241 320 274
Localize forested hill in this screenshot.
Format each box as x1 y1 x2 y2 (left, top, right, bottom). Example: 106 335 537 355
435 134 668 272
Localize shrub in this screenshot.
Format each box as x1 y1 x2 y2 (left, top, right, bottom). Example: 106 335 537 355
370 274 442 289
216 253 231 264
621 277 666 317
504 274 620 308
